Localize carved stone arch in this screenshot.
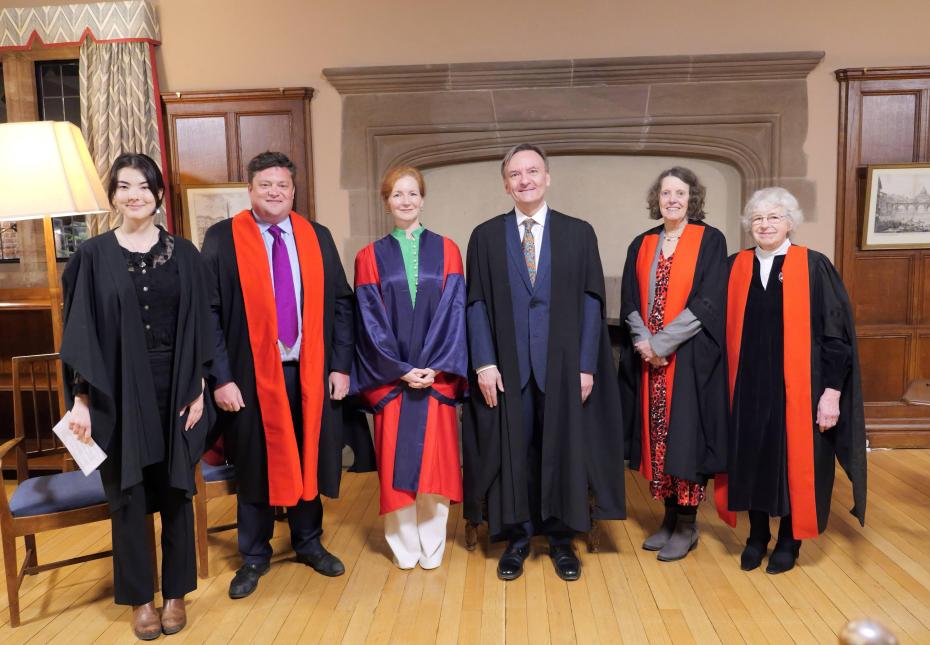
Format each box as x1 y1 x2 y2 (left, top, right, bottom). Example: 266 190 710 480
324 52 822 252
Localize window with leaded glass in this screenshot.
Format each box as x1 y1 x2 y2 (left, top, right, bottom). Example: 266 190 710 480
53 216 90 259
35 60 80 127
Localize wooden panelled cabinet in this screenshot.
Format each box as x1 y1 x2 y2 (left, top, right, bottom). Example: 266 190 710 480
161 87 316 236
836 66 930 447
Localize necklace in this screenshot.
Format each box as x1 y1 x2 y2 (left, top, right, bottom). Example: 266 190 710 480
117 225 159 253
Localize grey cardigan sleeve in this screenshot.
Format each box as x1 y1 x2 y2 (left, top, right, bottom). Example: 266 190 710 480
650 307 702 357
626 310 652 345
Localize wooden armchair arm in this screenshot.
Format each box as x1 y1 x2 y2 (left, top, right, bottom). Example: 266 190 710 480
0 435 23 519
0 436 23 466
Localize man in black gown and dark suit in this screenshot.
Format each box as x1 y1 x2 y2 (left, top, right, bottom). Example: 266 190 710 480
462 143 625 582
201 151 357 598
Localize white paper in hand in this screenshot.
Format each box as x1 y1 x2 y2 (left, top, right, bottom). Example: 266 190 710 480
51 411 107 476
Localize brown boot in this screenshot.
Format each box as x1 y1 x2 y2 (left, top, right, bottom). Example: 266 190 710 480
161 597 187 635
131 601 162 640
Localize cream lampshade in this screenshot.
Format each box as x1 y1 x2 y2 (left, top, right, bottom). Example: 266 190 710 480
0 121 110 352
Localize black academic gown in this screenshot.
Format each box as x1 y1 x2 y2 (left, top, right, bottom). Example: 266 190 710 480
201 217 372 505
727 249 867 533
60 232 215 508
618 221 729 484
462 211 626 539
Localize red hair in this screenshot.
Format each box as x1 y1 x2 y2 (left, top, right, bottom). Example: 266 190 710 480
380 166 425 203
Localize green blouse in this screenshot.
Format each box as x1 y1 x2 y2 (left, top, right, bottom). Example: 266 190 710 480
391 225 424 306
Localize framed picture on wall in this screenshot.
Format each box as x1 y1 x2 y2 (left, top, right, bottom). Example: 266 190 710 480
862 163 930 250
181 183 251 249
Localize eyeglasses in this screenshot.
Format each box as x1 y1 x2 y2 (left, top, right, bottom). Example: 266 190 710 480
750 213 786 227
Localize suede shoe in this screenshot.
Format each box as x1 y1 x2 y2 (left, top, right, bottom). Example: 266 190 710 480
131 601 161 641
642 504 677 551
766 539 801 574
549 544 581 581
297 547 346 577
657 513 699 562
229 562 270 599
161 597 187 635
497 543 529 581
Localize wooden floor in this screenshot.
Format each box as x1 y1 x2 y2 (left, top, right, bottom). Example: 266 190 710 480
1 450 929 643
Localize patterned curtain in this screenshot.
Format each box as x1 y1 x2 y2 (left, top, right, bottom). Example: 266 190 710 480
79 39 164 234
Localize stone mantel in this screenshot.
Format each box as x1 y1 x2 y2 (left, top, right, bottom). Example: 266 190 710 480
324 51 824 94
324 51 824 254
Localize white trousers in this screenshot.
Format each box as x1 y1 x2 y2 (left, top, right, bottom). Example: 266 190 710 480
384 493 450 570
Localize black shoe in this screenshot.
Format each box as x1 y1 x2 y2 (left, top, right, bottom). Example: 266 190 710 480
766 539 801 574
549 544 581 581
497 543 529 581
229 562 270 599
740 539 769 571
297 547 346 577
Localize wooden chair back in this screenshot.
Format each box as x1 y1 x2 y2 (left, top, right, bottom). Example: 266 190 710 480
10 353 70 477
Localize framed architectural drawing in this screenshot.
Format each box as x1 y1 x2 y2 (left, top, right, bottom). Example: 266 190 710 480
181 183 250 248
862 164 930 250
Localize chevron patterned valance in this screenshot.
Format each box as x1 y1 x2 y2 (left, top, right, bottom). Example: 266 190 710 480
0 0 159 50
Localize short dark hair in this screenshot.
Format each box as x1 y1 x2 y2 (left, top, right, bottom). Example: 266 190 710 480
500 143 549 178
247 151 297 184
107 153 165 212
646 166 707 220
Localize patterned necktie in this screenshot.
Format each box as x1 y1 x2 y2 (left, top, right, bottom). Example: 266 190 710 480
268 224 299 348
522 218 537 285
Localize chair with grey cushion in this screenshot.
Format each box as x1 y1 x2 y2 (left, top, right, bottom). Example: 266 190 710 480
0 353 156 627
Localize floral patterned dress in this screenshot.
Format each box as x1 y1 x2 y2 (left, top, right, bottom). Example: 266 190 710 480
646 251 706 506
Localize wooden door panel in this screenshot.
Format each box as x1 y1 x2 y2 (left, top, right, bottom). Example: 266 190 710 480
857 334 909 403
851 255 913 325
859 92 919 164
173 115 229 184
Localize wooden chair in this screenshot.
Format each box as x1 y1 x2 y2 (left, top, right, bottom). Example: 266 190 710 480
193 460 237 578
0 353 156 627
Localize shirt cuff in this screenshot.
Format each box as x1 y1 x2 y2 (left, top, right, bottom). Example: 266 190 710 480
475 364 497 374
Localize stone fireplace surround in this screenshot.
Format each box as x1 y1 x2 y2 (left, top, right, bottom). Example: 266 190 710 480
323 51 823 252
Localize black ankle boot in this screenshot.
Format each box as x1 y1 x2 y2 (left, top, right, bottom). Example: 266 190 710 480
741 511 771 571
766 516 801 574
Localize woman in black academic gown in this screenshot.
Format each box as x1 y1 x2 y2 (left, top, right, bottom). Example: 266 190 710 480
619 167 728 562
718 187 866 574
61 153 214 639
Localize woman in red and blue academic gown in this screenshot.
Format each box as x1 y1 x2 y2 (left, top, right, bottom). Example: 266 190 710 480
715 187 867 574
618 166 729 563
353 166 467 570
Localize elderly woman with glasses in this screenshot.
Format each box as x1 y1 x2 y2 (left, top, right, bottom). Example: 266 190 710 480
716 187 867 574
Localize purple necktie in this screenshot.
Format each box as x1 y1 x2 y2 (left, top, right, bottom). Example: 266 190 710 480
268 224 299 348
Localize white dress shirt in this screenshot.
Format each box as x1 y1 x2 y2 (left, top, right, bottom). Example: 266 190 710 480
515 202 547 269
756 238 791 289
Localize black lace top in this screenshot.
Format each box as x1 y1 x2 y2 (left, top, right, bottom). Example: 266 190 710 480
122 227 180 352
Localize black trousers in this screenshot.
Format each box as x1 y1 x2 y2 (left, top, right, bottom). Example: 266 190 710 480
110 462 196 606
237 361 324 565
506 378 574 549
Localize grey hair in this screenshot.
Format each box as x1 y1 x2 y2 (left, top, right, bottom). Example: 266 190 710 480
740 187 804 232
500 143 549 178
